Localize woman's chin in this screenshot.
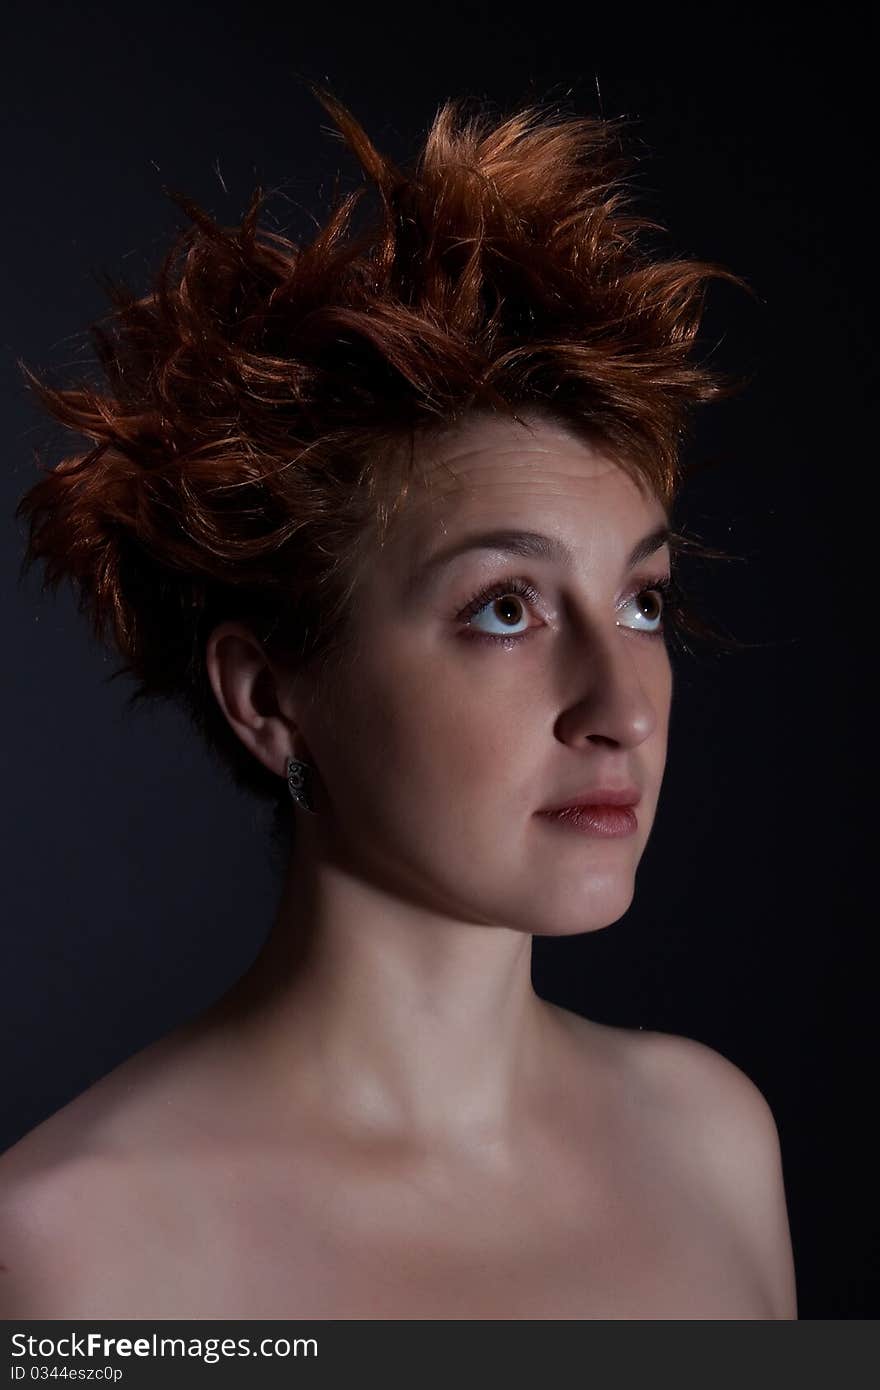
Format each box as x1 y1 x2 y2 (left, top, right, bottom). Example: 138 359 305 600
497 876 637 938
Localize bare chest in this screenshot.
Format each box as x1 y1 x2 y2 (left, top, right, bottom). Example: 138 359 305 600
73 1143 771 1320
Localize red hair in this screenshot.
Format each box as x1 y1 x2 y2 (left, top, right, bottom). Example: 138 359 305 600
14 84 752 841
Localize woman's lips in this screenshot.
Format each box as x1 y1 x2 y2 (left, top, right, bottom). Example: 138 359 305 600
535 804 638 837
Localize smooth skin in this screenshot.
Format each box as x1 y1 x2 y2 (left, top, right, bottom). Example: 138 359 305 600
0 410 797 1318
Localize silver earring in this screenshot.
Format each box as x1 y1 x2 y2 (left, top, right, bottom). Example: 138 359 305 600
286 756 317 813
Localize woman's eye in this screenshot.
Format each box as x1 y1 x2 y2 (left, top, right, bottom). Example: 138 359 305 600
458 575 671 645
618 584 667 635
457 578 542 643
468 591 533 638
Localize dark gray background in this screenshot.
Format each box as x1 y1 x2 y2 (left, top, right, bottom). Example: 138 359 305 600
1 7 873 1317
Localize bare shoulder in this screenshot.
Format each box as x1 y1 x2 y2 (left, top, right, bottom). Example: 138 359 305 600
0 1030 207 1318
0 1132 125 1317
548 1007 797 1318
625 1026 799 1320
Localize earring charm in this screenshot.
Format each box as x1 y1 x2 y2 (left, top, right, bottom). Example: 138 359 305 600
286 756 317 813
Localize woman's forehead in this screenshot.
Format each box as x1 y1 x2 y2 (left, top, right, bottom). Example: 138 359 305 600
364 416 668 591
402 437 661 539
413 410 610 477
401 413 648 511
373 463 665 604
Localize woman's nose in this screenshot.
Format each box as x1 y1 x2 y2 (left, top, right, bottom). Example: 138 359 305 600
552 632 665 751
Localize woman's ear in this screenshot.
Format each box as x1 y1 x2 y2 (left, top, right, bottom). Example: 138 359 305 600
205 621 311 779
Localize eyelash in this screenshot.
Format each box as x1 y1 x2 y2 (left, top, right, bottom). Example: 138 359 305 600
456 574 676 645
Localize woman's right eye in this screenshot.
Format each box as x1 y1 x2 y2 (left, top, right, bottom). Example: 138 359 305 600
457 577 543 644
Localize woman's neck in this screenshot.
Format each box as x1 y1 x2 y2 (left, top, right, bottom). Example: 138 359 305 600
200 827 561 1159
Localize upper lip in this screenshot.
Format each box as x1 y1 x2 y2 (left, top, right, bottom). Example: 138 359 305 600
536 785 641 813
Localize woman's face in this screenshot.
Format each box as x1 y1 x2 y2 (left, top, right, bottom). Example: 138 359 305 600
296 411 673 937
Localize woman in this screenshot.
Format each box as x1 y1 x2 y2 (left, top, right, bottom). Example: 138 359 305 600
3 85 797 1319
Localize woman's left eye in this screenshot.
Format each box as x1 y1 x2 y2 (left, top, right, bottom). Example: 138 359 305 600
619 581 670 635
457 576 672 644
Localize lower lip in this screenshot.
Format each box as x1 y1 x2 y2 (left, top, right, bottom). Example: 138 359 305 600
536 805 638 837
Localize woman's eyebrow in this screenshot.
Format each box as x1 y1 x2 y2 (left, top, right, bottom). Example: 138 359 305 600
407 524 671 595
